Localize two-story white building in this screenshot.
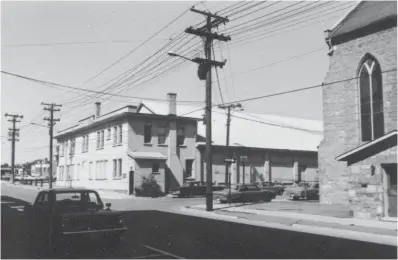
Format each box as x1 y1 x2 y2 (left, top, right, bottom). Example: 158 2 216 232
55 93 198 194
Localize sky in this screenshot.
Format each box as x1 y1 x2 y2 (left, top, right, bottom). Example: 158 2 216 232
1 0 358 164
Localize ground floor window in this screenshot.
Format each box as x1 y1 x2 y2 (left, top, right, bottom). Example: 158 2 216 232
113 159 122 179
185 159 194 178
96 160 107 180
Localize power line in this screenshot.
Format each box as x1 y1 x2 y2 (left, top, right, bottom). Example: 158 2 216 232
77 8 191 88
231 2 352 44
180 68 398 116
0 70 203 104
2 39 170 47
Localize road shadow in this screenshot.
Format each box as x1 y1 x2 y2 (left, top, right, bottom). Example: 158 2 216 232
1 195 397 259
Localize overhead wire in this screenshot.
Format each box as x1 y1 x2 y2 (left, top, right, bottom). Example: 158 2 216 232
231 2 353 44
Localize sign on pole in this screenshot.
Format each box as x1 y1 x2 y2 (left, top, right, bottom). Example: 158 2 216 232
224 158 236 163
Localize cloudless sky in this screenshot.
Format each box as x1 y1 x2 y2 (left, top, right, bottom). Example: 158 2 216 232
1 0 357 164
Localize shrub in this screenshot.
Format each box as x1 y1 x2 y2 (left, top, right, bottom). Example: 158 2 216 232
134 175 164 197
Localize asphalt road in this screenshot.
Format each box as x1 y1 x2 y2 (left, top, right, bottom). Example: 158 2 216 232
2 194 397 259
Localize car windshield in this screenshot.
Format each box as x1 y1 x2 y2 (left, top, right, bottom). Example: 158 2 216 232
226 184 240 191
55 191 102 212
298 183 308 187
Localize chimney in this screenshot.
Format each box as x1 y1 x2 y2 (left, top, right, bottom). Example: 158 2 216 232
167 93 177 116
95 102 101 118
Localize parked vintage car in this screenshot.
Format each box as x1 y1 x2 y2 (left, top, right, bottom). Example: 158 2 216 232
255 181 285 195
170 181 225 198
25 188 127 257
213 184 274 203
284 182 319 200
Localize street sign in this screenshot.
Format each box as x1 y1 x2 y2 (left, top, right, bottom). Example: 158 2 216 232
240 156 248 161
224 158 236 163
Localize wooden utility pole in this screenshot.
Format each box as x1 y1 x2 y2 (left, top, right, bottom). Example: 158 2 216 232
186 8 230 212
5 113 23 184
218 103 243 184
42 102 62 189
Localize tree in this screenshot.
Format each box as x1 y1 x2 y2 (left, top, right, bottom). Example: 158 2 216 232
1 163 9 168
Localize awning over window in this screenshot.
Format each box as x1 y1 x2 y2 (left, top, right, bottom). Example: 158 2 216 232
336 130 397 163
128 151 167 160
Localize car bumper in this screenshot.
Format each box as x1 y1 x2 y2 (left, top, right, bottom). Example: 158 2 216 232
62 227 127 235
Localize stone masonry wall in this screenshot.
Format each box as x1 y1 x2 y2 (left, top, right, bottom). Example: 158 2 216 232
319 26 397 205
347 146 396 219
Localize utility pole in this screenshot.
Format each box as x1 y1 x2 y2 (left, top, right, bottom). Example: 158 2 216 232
42 102 62 189
5 113 23 184
218 103 243 184
186 8 230 211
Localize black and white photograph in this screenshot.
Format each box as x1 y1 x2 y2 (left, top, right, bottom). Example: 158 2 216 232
1 0 397 258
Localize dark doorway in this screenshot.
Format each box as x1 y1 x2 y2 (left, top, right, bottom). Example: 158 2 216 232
129 170 134 195
185 159 194 181
384 163 397 218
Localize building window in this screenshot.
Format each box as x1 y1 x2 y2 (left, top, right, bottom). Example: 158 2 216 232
185 159 194 178
82 135 89 152
85 134 89 152
118 125 123 144
76 163 80 181
118 159 122 177
144 123 152 144
113 126 117 145
60 142 64 157
152 163 159 174
107 128 111 140
113 159 117 178
359 55 384 142
158 126 166 145
177 126 185 146
97 132 100 149
89 162 93 180
70 139 76 155
82 136 85 152
101 130 104 148
113 159 122 179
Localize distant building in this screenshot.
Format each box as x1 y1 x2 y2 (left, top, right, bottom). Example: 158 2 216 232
31 159 50 177
140 102 323 185
319 1 397 219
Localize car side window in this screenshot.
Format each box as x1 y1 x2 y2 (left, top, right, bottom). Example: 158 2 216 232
35 193 43 205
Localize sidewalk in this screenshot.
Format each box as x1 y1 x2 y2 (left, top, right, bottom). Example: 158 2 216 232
180 202 397 246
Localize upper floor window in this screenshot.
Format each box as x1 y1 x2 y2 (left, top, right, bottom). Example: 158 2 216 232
118 125 123 144
113 125 122 145
107 128 111 140
97 131 104 149
113 126 117 145
144 123 152 144
359 56 384 142
82 134 89 152
70 139 76 155
177 126 185 146
158 126 166 145
60 142 64 157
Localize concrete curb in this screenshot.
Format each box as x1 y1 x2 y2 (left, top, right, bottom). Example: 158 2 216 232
179 207 397 247
188 203 397 230
219 207 397 230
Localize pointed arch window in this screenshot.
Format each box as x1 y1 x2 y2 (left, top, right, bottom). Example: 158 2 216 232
359 56 384 142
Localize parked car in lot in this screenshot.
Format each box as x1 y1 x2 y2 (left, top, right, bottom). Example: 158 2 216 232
24 188 127 257
170 181 225 198
284 182 319 200
255 181 285 195
213 184 274 203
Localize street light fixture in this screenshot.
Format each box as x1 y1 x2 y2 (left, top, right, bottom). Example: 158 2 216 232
167 52 195 62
